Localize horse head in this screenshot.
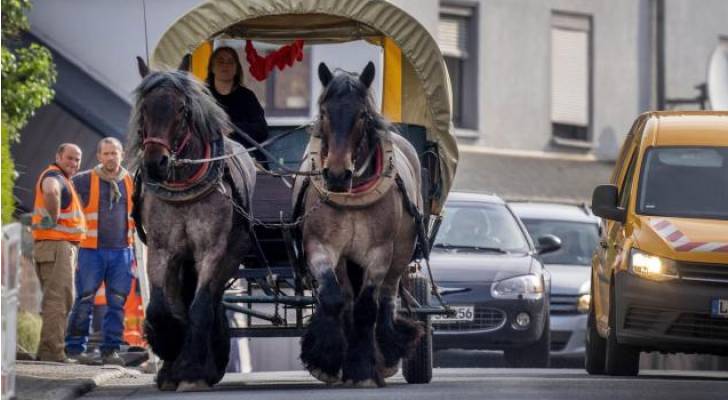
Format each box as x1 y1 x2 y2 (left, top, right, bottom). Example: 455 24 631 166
316 62 377 193
132 56 228 183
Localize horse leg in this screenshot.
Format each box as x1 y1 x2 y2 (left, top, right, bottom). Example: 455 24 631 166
375 280 424 379
172 252 232 391
301 242 346 384
341 248 392 387
145 251 187 391
209 249 245 382
146 285 190 390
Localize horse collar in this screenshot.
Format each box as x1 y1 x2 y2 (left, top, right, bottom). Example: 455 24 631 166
307 133 397 208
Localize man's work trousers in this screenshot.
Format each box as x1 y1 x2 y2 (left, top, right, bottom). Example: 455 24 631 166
33 240 77 362
65 247 133 354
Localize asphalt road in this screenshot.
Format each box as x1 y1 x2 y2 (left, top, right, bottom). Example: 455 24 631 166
83 368 727 400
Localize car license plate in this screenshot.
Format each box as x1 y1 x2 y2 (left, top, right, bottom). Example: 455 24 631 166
432 305 474 324
711 298 728 318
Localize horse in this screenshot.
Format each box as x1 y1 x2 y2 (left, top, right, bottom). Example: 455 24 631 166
129 57 256 392
294 62 425 387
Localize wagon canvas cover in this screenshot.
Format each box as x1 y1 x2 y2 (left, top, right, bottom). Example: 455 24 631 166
151 0 458 212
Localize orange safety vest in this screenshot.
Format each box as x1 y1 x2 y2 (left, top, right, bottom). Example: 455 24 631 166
80 170 135 249
32 165 86 242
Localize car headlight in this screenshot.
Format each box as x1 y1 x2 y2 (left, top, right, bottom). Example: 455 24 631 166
629 249 678 281
491 274 544 300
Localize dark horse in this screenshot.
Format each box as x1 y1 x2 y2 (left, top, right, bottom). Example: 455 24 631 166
294 62 424 387
130 58 255 391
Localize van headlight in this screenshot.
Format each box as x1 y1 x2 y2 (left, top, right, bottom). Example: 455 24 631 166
577 281 590 313
491 274 544 300
629 249 678 281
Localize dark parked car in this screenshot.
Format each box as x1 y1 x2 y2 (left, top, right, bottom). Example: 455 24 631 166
429 192 560 367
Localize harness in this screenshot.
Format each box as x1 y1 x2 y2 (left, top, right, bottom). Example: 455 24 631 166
132 138 251 244
142 138 226 203
305 133 397 209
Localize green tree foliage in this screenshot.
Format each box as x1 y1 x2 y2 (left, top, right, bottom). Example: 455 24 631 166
1 0 57 223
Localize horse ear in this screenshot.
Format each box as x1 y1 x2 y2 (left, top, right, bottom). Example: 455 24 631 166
360 61 375 89
318 62 333 87
178 53 192 72
136 56 150 78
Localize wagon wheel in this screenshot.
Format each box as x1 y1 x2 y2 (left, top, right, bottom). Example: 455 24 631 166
401 273 433 384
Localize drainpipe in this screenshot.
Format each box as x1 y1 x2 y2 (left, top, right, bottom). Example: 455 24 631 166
655 0 665 110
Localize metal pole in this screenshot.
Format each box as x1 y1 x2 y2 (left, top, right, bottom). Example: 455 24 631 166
656 0 666 110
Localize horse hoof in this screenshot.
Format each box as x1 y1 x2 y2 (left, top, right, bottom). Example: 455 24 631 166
380 365 399 379
158 381 178 391
176 380 210 392
344 379 377 388
309 368 340 385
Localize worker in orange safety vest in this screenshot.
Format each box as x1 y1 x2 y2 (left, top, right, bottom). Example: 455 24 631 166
65 137 139 366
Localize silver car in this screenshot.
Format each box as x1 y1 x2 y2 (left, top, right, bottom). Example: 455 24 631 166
510 202 600 359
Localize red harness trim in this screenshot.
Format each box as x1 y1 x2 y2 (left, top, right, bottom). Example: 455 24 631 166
163 142 212 188
351 144 383 194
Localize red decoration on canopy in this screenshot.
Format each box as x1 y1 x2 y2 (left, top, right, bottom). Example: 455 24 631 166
245 39 305 81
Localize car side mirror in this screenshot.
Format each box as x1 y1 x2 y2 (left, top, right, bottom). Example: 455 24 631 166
537 234 562 255
591 184 626 223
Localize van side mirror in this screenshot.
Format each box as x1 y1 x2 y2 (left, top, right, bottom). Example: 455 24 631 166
591 184 626 223
536 234 562 255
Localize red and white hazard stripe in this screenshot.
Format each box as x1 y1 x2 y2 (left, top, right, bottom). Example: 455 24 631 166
649 219 728 253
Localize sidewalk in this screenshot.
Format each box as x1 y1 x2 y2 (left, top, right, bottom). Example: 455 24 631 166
14 360 142 400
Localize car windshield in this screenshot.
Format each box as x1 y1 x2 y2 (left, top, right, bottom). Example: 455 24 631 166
637 147 728 220
522 219 599 266
434 203 530 253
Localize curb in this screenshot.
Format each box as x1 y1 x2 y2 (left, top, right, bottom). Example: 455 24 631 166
15 365 140 400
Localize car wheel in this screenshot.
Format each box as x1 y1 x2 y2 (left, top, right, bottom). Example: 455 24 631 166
585 282 606 375
504 317 550 368
402 274 433 384
605 283 640 376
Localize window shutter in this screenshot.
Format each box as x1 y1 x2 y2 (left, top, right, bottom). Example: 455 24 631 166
551 27 589 126
439 14 469 58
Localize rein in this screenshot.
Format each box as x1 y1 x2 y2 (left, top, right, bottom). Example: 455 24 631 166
170 123 322 177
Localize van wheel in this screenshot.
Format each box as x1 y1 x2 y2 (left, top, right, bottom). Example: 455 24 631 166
585 301 606 374
605 284 639 376
503 317 550 368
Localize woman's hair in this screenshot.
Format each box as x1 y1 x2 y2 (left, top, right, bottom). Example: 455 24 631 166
206 46 243 88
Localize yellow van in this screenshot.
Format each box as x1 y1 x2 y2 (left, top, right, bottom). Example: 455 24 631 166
586 111 728 376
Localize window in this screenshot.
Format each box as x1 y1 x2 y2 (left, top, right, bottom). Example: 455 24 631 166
637 147 728 220
522 219 600 266
216 40 312 118
619 152 638 209
435 203 530 253
439 5 477 130
241 45 312 117
551 12 592 144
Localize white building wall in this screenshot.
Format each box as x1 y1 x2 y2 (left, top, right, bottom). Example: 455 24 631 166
477 0 645 160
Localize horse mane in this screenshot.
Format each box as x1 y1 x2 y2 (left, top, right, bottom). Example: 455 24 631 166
126 70 232 172
311 69 393 142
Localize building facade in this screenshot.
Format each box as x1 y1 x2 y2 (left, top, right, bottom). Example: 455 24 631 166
13 0 728 208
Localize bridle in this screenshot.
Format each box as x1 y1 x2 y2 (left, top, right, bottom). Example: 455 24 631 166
140 103 194 159
139 103 214 186
321 110 378 180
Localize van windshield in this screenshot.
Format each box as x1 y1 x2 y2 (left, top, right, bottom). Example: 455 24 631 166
637 147 728 220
